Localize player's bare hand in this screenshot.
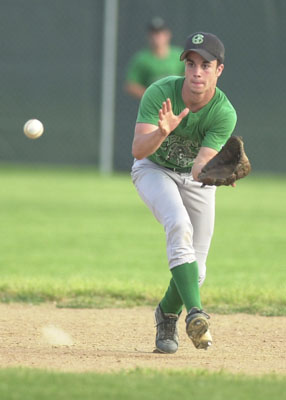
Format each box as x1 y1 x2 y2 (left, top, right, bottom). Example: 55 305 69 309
158 98 189 138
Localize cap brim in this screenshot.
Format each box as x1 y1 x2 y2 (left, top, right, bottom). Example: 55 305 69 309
180 49 216 62
149 27 168 32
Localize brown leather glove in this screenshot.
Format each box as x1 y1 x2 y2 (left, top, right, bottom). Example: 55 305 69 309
198 136 251 186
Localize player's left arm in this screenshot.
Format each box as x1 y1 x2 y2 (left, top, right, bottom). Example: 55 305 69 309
192 147 218 181
193 108 238 182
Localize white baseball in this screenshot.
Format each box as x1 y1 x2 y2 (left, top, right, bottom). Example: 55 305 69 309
23 119 44 139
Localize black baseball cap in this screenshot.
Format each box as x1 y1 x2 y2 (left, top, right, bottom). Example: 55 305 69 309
148 17 168 32
180 32 225 64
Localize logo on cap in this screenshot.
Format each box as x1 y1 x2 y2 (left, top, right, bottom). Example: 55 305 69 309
192 34 204 44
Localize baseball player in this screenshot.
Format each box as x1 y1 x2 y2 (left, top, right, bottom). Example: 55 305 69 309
125 17 185 100
131 32 237 353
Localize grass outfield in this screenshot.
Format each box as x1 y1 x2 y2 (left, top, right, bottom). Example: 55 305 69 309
0 165 285 397
0 368 285 400
0 165 285 315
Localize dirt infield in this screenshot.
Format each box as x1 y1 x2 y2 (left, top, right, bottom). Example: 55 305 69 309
0 304 285 375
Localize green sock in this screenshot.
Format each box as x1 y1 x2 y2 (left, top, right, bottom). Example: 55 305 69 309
171 262 202 311
160 278 184 315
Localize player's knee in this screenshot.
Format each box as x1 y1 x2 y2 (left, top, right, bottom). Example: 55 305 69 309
198 263 207 287
165 215 193 241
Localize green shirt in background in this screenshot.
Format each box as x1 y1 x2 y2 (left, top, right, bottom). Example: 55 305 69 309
126 47 185 88
136 76 237 170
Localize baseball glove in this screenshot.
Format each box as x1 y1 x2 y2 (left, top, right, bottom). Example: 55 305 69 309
198 136 251 186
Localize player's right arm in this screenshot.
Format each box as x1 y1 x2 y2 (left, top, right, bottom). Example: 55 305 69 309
125 82 146 100
132 123 165 160
132 98 189 159
125 52 147 100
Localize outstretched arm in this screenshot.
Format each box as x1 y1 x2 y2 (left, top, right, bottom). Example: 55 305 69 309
192 147 218 181
132 98 189 159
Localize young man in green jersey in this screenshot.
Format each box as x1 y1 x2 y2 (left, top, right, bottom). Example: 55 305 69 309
131 32 237 353
125 17 185 100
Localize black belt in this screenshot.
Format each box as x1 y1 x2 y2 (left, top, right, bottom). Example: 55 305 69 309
164 166 192 173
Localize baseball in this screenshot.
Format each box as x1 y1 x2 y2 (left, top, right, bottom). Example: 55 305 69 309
23 119 44 139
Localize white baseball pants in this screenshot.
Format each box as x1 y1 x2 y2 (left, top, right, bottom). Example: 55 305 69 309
131 158 216 286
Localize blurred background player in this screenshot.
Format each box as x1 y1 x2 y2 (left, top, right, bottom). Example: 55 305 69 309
125 17 185 100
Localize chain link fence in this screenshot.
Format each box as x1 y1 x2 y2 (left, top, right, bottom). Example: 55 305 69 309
0 0 103 165
0 0 285 172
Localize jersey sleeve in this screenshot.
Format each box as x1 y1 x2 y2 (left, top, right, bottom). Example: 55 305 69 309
136 83 164 126
126 53 147 86
202 109 237 151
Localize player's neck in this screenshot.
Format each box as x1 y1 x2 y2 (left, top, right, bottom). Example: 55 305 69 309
152 45 169 59
182 86 216 113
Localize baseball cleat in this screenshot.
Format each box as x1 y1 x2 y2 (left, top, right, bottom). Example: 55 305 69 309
185 307 212 350
154 304 180 354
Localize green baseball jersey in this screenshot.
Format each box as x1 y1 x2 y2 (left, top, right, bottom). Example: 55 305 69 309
136 76 237 170
126 47 185 88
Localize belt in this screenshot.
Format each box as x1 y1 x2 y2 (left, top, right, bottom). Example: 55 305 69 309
164 166 192 173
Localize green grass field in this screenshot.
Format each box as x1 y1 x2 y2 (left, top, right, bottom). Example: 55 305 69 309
0 165 285 314
0 368 285 400
0 165 285 399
